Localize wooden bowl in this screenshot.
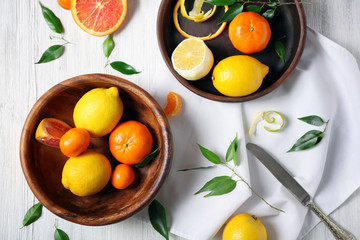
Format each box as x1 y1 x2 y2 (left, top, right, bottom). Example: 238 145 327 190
20 74 173 225
157 0 307 102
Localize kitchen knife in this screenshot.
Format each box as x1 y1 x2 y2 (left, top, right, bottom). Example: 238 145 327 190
246 143 356 240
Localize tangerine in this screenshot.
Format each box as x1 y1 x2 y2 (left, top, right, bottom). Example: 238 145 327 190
111 164 135 189
163 92 182 118
57 0 71 10
71 0 127 36
109 120 153 165
228 12 271 54
60 128 91 157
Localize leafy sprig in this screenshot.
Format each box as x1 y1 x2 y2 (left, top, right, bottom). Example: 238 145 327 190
36 3 71 64
179 134 284 212
22 202 43 227
54 220 69 240
102 35 141 75
288 115 329 152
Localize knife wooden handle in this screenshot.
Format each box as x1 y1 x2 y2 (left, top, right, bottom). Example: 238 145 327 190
306 200 356 240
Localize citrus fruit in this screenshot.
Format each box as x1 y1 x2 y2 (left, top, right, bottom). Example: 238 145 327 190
109 120 153 165
163 92 182 118
57 0 71 10
61 150 112 197
73 87 123 137
171 38 214 80
223 214 267 240
35 118 71 147
71 0 127 37
60 128 91 157
229 12 271 54
111 164 135 189
212 55 269 97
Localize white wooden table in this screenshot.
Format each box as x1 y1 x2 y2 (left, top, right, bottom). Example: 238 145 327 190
1 0 359 239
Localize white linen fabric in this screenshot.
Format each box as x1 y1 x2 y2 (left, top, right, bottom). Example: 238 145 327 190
140 28 360 240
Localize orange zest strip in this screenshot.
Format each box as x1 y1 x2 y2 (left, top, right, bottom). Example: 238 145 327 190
173 0 229 41
163 92 182 118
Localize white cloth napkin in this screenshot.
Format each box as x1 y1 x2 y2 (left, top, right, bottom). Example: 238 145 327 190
143 28 360 240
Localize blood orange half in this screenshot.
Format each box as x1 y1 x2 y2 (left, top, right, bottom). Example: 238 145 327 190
71 0 127 37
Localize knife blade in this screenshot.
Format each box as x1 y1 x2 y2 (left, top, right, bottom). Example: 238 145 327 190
246 143 356 240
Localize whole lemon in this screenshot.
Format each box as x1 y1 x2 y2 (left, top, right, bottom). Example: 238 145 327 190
223 214 267 240
61 151 112 197
73 87 123 137
212 55 269 97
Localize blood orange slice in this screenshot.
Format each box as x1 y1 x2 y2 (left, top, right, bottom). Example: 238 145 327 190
71 0 127 37
35 118 72 147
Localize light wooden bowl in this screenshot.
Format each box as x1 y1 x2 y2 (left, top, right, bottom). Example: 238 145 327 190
20 74 173 225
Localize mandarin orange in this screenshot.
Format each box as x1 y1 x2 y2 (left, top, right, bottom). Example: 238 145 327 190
109 120 153 165
229 12 271 54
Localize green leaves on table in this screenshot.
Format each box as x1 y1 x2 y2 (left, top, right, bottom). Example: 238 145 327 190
135 148 159 168
288 115 329 152
298 115 327 126
22 202 43 227
102 35 141 75
36 45 64 64
197 144 221 164
179 133 283 212
195 176 237 197
110 61 141 75
54 227 69 240
37 3 70 64
274 40 285 63
39 3 63 34
148 199 169 240
103 35 114 58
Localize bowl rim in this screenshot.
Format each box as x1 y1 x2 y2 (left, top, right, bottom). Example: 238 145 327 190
20 73 173 226
156 0 307 102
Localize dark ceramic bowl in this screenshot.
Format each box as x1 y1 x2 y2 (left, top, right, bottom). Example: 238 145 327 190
20 74 173 225
157 0 306 102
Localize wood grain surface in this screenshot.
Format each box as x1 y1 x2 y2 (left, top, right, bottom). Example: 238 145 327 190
0 0 359 239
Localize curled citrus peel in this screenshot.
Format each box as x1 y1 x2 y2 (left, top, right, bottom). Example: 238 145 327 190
249 111 285 136
180 0 217 23
173 0 229 41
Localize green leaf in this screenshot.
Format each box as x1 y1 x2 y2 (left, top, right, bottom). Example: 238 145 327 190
197 143 222 164
35 45 64 64
177 165 215 172
267 2 278 7
22 203 42 227
54 228 69 240
135 148 158 168
110 61 140 75
298 115 326 126
225 134 238 165
245 5 262 14
274 40 285 63
149 200 169 240
287 130 324 152
262 8 275 21
39 3 63 33
205 0 236 6
219 3 243 25
103 35 114 58
195 176 237 197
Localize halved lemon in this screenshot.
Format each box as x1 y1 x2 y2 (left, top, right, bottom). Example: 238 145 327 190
171 38 214 81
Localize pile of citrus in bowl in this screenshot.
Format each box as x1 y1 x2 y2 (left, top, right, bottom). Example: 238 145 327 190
35 86 155 197
171 3 274 98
